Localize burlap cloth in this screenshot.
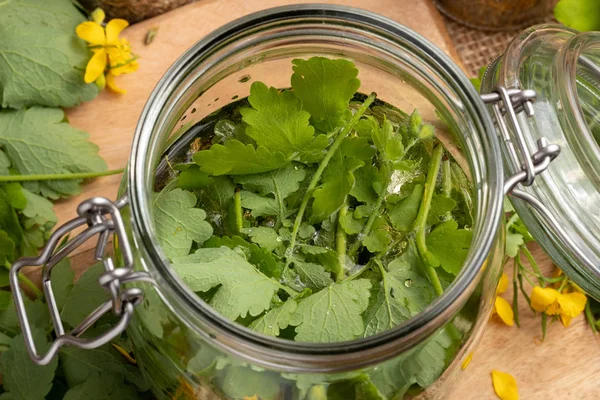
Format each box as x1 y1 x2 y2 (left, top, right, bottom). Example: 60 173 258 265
443 14 557 77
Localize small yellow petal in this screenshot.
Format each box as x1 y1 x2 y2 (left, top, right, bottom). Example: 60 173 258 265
494 297 514 326
461 352 473 370
243 397 259 400
560 314 573 328
557 292 587 317
491 370 519 400
109 59 139 76
84 49 107 83
105 18 129 44
76 21 105 45
91 8 105 24
530 287 559 313
497 273 509 294
106 73 126 94
546 301 561 315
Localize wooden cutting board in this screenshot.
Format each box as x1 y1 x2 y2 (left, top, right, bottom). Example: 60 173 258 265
56 0 600 398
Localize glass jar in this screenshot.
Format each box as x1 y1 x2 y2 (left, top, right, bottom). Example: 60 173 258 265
18 5 600 400
433 0 555 31
121 5 504 400
481 25 600 299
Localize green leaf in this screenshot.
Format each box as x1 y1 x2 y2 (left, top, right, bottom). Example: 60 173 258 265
196 175 236 235
240 191 279 218
235 163 307 221
290 279 372 342
340 137 376 161
387 244 436 315
370 329 454 397
219 366 281 400
327 375 385 400
426 220 472 275
176 165 212 189
0 330 58 400
241 227 282 252
0 0 86 34
339 209 365 235
554 0 600 31
387 184 424 231
0 150 10 175
172 247 280 319
63 372 140 400
0 295 50 337
363 228 391 253
21 187 57 227
350 165 379 207
427 194 457 225
363 264 411 336
506 231 524 258
60 262 109 328
60 344 146 391
204 235 283 279
153 188 213 260
0 231 14 268
0 108 107 199
3 183 26 210
298 222 316 239
291 57 360 131
241 82 319 155
291 260 333 292
249 299 297 337
0 19 98 108
373 118 404 162
311 148 364 223
0 189 22 246
50 258 74 309
194 139 288 176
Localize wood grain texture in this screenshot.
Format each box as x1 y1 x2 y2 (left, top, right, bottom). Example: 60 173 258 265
54 0 599 398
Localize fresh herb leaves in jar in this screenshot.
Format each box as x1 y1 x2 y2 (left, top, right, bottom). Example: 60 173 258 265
152 57 474 398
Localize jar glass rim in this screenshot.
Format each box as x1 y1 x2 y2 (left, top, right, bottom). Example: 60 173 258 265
128 4 503 371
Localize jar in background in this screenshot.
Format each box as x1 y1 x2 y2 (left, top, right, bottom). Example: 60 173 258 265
433 0 556 31
482 25 600 299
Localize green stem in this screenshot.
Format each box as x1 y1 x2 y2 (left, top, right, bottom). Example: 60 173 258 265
234 187 243 234
335 202 348 282
585 301 598 334
286 93 377 259
363 164 390 238
348 163 391 259
18 273 43 299
0 168 125 182
414 145 444 296
521 245 544 286
441 157 452 221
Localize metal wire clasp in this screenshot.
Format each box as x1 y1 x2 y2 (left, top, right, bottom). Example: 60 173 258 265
480 86 561 194
10 196 154 366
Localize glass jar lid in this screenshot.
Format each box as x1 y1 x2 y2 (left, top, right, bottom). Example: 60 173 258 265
482 25 600 300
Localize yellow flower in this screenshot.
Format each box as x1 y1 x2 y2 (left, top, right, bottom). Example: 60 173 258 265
530 286 587 327
492 273 514 326
75 9 138 93
491 370 519 400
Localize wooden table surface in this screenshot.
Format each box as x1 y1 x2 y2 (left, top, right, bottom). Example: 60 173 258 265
58 0 600 398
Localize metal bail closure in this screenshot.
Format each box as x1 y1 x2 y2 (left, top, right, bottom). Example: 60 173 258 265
481 86 596 269
9 196 154 366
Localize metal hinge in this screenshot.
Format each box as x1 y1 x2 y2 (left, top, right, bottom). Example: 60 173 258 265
10 196 154 366
481 86 561 194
